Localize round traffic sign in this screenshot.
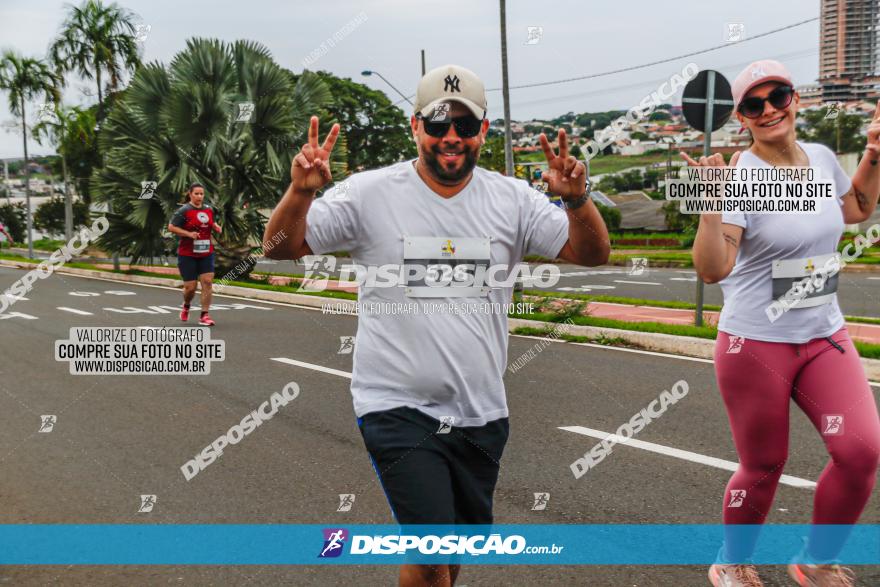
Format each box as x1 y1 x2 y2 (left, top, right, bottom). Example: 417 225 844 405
682 70 734 133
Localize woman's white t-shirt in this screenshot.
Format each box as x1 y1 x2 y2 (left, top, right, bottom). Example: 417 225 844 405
717 141 852 343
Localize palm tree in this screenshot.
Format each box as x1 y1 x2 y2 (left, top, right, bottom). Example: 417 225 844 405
0 51 61 258
92 38 346 278
33 104 90 239
49 0 140 122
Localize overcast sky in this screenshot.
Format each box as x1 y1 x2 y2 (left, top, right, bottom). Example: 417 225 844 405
0 0 819 159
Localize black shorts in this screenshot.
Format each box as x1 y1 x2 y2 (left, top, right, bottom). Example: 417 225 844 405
177 254 214 281
358 406 509 525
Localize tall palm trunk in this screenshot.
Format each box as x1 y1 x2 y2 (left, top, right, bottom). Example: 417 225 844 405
62 146 72 240
96 66 120 270
20 95 33 258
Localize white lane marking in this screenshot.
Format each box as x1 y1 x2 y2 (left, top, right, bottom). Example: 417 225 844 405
57 307 93 315
513 334 715 363
44 273 297 309
271 357 352 380
556 285 616 292
613 280 661 286
46 271 880 387
669 277 698 282
559 425 816 489
516 336 880 387
1 294 28 301
0 311 37 320
868 277 880 280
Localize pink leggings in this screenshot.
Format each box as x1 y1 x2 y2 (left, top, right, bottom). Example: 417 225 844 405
715 328 880 560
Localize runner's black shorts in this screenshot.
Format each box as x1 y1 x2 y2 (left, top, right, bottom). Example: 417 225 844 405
358 406 509 525
177 253 214 281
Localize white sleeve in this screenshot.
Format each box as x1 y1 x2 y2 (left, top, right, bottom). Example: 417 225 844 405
722 210 747 229
522 185 570 259
825 146 852 206
304 180 361 254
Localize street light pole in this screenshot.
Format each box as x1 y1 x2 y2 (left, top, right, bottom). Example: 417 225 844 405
361 70 413 106
499 0 514 177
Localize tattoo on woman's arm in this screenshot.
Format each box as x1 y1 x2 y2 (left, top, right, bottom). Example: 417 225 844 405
854 187 869 209
723 234 739 248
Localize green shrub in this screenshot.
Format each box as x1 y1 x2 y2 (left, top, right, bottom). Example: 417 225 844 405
33 197 89 237
0 202 27 243
596 203 622 231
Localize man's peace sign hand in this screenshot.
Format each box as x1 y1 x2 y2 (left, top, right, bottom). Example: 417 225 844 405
291 116 340 194
539 129 587 200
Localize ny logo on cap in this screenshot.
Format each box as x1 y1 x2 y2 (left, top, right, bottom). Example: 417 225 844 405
750 66 767 80
444 75 461 93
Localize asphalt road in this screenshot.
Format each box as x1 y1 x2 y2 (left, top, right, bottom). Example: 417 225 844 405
255 258 880 318
0 265 878 586
10 247 880 317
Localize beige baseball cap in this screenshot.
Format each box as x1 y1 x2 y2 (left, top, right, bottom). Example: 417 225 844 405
414 64 487 120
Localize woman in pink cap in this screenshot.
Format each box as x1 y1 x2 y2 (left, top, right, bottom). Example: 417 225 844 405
683 60 880 587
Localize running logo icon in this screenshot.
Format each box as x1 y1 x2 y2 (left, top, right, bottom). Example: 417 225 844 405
822 415 844 436
532 492 550 511
437 416 454 434
726 336 745 354
725 23 744 42
525 26 543 45
629 257 648 276
301 255 335 292
338 336 355 355
318 528 348 558
235 101 255 123
38 415 56 433
441 240 456 256
328 181 351 201
37 103 59 124
139 181 157 200
727 489 746 508
431 102 450 122
824 103 841 120
336 494 355 512
134 24 151 42
138 494 156 513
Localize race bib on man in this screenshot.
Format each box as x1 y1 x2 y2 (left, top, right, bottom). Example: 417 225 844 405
403 236 491 298
771 252 839 308
193 239 211 254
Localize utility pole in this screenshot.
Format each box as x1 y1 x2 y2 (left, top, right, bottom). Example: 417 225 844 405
421 50 426 76
499 0 514 176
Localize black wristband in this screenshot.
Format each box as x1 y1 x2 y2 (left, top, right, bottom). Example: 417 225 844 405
563 194 590 210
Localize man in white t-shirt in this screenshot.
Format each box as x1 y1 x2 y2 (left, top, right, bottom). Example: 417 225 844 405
265 64 609 587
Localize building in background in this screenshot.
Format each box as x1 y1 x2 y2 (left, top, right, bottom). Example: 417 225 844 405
819 0 880 102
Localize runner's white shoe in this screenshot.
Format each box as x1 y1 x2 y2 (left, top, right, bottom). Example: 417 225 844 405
787 563 856 586
708 564 765 586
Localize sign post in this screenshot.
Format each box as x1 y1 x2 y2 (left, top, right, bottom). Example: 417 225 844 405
681 70 734 327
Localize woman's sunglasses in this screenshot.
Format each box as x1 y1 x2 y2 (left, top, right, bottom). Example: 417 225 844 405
738 85 794 119
416 113 484 138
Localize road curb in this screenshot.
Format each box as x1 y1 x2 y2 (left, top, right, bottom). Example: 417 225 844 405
3 259 879 381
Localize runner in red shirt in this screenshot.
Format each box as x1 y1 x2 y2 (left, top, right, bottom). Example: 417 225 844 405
168 183 222 325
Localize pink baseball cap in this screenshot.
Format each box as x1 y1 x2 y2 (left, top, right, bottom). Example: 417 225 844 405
731 60 794 108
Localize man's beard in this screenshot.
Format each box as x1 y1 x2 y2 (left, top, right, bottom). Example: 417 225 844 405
421 144 479 184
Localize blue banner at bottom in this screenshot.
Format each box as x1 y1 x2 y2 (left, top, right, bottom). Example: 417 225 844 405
0 525 877 565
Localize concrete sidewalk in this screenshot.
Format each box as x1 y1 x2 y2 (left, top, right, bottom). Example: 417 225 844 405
582 300 880 345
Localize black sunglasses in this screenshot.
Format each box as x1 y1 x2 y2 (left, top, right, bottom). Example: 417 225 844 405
416 113 484 138
738 85 794 119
